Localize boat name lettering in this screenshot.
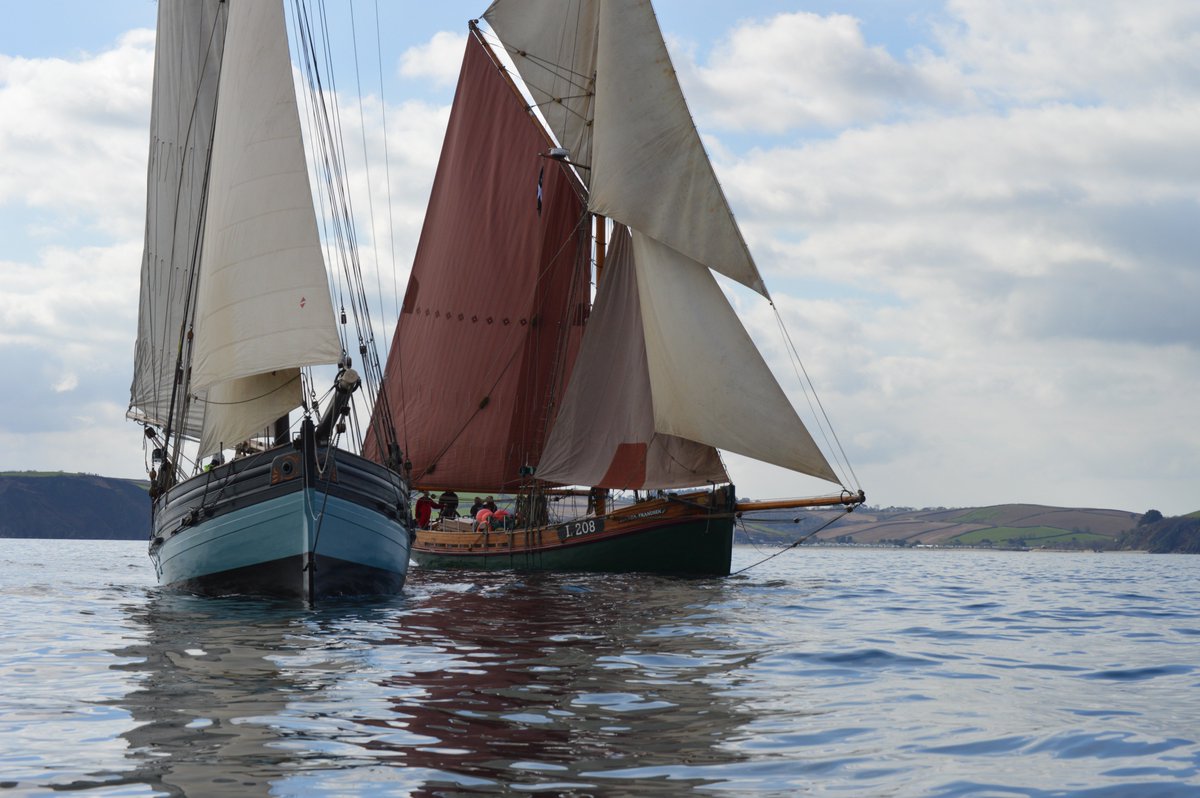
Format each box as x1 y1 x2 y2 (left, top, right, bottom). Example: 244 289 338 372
613 508 667 522
558 518 605 542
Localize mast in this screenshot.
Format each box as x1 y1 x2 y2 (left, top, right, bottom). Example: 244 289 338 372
594 214 606 288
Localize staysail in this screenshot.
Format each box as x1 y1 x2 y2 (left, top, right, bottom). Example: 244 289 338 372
188 0 342 456
128 0 227 437
535 226 729 488
538 225 837 487
368 31 590 491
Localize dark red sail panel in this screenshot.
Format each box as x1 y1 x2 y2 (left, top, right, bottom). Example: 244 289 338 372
367 32 588 491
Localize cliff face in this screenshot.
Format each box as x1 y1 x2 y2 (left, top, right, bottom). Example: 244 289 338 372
0 474 149 540
1116 516 1200 554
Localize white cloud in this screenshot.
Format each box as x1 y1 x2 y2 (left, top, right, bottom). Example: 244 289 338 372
678 12 960 132
931 0 1200 106
676 2 1200 134
680 3 1200 513
398 30 467 88
0 29 153 238
717 102 1200 351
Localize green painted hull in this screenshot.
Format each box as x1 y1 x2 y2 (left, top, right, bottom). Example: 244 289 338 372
411 515 734 576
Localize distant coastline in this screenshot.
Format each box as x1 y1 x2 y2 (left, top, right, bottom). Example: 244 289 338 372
0 472 149 540
737 502 1200 553
1 472 1196 552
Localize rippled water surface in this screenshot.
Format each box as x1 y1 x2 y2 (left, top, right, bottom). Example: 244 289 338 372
2 540 1199 796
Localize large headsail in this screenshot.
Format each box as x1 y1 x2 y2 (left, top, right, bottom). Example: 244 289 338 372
188 0 342 456
368 30 590 491
128 0 227 437
589 0 766 298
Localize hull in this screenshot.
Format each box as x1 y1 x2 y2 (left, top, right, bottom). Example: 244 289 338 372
149 431 412 600
411 487 735 576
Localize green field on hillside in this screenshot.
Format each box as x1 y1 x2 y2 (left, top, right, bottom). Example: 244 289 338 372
955 507 1007 523
951 526 1109 546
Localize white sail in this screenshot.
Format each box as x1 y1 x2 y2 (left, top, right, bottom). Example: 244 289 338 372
487 0 766 296
197 370 304 457
537 226 728 489
590 0 767 297
483 0 599 170
632 231 837 481
190 0 342 455
542 226 835 484
128 0 226 436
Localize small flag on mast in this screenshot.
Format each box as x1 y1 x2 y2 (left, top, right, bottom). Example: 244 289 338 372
536 166 544 215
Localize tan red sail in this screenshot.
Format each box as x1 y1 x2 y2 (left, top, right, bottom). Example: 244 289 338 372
367 31 589 491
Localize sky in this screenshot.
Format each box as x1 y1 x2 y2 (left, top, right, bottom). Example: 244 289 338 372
1 1 1197 515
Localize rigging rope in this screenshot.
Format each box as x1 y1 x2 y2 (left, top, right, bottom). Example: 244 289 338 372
291 0 403 462
348 0 389 354
373 0 400 326
769 300 861 493
729 508 853 576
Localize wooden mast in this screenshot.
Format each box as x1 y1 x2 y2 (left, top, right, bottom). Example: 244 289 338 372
594 213 606 286
590 213 607 518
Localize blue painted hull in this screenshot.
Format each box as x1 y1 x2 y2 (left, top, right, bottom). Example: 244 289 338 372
148 437 412 600
151 489 410 599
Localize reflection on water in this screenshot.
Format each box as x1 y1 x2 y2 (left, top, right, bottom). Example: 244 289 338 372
100 596 344 796
100 571 757 795
3 543 1200 796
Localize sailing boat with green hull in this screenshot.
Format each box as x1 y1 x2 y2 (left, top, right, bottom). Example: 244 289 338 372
128 0 412 599
368 0 863 576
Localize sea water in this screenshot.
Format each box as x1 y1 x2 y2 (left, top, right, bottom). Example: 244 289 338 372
1 539 1198 797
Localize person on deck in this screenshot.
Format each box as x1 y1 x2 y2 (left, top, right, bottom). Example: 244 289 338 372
484 496 497 513
491 507 510 530
438 490 459 520
468 496 484 518
414 493 436 529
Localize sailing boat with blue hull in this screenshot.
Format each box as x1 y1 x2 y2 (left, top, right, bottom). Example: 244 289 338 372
128 0 411 599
